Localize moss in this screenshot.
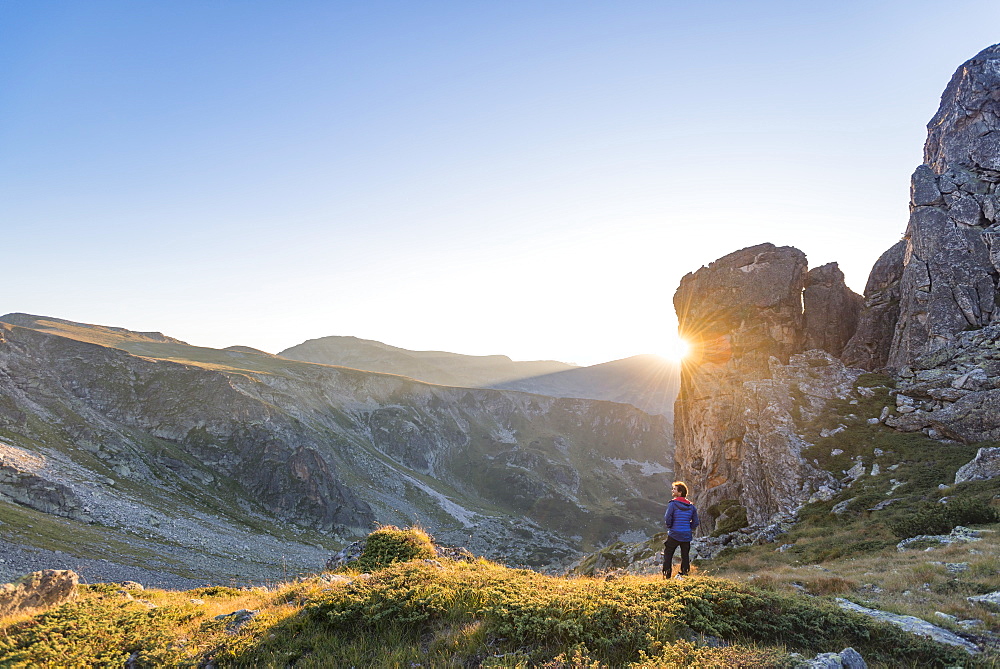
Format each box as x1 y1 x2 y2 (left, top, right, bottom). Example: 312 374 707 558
708 499 749 536
344 526 437 573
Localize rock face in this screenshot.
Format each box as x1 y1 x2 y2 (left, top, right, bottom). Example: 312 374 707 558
803 263 863 356
0 570 78 617
883 44 1000 370
673 245 861 531
882 323 1000 443
841 241 906 370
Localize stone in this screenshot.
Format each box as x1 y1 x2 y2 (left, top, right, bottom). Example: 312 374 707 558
867 498 901 511
841 241 906 371
835 599 978 654
214 608 259 633
831 498 854 515
967 591 1000 611
0 570 78 617
792 647 867 669
803 263 863 356
897 526 981 550
954 446 1000 483
930 390 1000 443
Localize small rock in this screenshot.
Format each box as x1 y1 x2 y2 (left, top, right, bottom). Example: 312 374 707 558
868 498 901 511
214 609 259 634
967 591 1000 611
831 498 854 515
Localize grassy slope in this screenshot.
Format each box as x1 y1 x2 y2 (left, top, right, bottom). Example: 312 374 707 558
0 528 978 668
700 373 1000 657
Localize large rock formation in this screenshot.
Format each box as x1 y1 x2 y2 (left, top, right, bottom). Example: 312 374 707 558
803 263 863 356
884 44 1000 370
673 245 860 530
841 241 906 370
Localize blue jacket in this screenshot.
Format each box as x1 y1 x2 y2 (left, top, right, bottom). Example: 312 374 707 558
664 498 699 541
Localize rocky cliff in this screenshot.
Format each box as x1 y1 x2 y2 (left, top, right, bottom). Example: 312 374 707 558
848 44 1000 372
673 245 861 530
0 315 673 583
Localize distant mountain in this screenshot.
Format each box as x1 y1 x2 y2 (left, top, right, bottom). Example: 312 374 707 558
493 354 679 419
0 313 673 584
279 336 679 418
278 335 577 387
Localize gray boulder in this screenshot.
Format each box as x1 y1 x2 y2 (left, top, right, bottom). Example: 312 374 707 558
835 599 979 654
793 647 867 669
954 446 1000 483
967 591 1000 611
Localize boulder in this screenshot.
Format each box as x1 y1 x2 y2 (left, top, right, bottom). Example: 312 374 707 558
835 599 979 654
841 241 906 371
792 647 867 669
0 570 78 617
803 263 863 356
929 390 1000 443
967 591 1000 611
954 446 1000 483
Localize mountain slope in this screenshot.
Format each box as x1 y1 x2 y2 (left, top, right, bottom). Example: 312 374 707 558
493 353 679 418
0 314 673 583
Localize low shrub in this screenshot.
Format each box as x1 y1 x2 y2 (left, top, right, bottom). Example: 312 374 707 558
709 499 749 536
887 498 999 539
347 525 437 573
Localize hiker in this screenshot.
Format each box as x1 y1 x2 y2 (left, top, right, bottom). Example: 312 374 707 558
663 481 699 578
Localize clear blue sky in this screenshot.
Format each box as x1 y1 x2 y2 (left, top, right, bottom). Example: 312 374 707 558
3 1 999 365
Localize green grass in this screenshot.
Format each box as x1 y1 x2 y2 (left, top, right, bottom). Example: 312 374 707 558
0 528 979 668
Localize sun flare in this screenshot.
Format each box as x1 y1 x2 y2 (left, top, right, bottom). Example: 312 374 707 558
659 334 691 363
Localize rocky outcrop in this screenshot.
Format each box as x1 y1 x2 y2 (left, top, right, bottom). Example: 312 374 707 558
0 570 78 617
841 241 906 370
886 44 1000 370
0 443 92 521
955 447 1000 484
835 599 979 654
673 244 863 531
882 322 1000 442
673 244 807 528
803 263 863 356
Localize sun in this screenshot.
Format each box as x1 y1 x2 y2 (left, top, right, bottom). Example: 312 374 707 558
658 334 691 363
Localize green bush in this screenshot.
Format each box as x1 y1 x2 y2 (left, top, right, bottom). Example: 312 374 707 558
347 525 437 573
708 499 749 536
887 497 999 539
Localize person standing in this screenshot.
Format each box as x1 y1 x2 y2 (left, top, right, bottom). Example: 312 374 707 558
663 481 699 578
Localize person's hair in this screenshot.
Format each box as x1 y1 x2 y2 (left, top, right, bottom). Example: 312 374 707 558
672 481 687 498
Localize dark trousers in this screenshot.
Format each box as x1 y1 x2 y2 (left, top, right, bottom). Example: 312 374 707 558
663 536 690 576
